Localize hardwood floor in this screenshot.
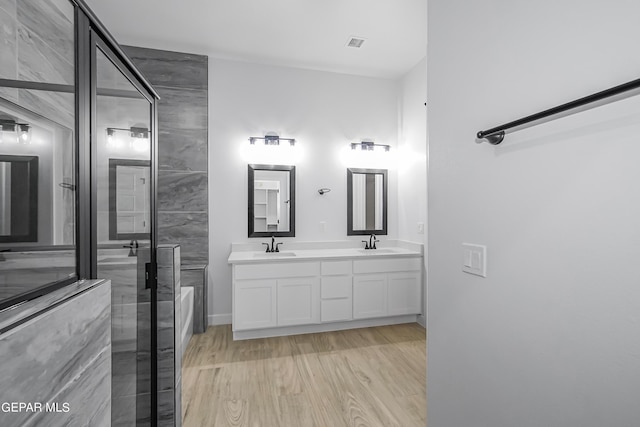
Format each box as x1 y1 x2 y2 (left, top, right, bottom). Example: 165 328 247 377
182 323 426 427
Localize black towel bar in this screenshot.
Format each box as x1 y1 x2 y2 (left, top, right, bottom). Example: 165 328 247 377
477 76 640 145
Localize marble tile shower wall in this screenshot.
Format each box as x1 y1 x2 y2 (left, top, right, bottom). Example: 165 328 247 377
181 265 208 333
0 280 112 427
99 249 152 426
123 46 209 266
124 46 210 335
157 245 182 427
0 0 75 129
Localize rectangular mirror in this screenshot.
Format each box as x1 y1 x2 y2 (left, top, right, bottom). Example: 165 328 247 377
0 155 38 242
248 164 295 237
108 158 151 240
347 168 387 235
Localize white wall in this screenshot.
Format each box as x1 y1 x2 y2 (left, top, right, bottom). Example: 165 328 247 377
398 57 428 321
428 1 640 426
398 57 427 242
208 58 399 321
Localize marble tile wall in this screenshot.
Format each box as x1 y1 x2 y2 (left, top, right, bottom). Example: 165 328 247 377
181 265 208 334
123 45 209 267
0 0 75 129
157 244 181 427
98 248 152 427
0 280 111 427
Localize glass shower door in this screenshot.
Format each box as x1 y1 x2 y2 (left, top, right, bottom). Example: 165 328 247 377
94 43 155 426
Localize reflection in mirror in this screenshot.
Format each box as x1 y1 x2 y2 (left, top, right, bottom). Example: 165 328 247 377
96 46 152 246
0 155 38 242
248 164 295 237
109 159 151 240
0 93 77 307
347 168 387 235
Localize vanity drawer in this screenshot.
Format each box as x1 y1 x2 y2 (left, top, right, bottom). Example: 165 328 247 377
353 257 421 274
321 260 352 276
321 276 352 299
321 298 352 322
235 262 320 280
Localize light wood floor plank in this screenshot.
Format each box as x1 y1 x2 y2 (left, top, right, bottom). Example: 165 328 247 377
182 323 426 427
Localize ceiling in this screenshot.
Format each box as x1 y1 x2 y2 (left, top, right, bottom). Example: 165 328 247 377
84 0 427 79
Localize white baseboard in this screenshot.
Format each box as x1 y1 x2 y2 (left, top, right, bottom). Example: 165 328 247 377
209 313 424 332
233 315 418 341
208 313 232 326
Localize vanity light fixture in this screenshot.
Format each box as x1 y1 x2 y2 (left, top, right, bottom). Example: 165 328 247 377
350 141 390 152
0 120 31 144
249 135 296 146
106 126 149 150
129 126 149 139
106 126 149 139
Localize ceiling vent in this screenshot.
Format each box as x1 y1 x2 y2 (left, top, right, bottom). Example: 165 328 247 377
346 37 366 48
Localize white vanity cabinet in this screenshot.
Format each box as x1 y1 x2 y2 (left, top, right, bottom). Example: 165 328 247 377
233 262 320 331
230 248 423 340
353 257 422 319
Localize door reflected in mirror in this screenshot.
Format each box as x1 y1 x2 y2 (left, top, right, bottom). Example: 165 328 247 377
248 164 295 237
109 159 151 240
347 168 387 235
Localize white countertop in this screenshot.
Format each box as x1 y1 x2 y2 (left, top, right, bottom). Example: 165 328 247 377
228 245 422 264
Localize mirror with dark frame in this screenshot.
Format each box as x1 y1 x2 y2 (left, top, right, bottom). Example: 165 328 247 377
108 158 151 240
347 168 388 235
248 164 295 237
0 155 38 242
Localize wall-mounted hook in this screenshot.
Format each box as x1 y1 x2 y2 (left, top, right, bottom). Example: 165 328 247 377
318 188 331 195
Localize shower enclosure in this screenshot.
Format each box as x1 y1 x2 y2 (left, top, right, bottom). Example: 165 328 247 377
0 0 159 425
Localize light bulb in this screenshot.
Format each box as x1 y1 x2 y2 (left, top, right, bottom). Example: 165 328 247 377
106 129 115 145
132 136 148 153
18 124 31 144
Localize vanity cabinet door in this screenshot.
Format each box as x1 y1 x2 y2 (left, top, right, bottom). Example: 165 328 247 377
234 279 277 330
353 274 387 319
277 277 320 326
387 272 421 315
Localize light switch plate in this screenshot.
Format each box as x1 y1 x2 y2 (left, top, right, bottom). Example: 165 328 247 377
462 243 487 277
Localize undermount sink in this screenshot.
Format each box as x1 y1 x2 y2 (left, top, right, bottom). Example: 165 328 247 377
252 251 297 258
357 248 397 254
